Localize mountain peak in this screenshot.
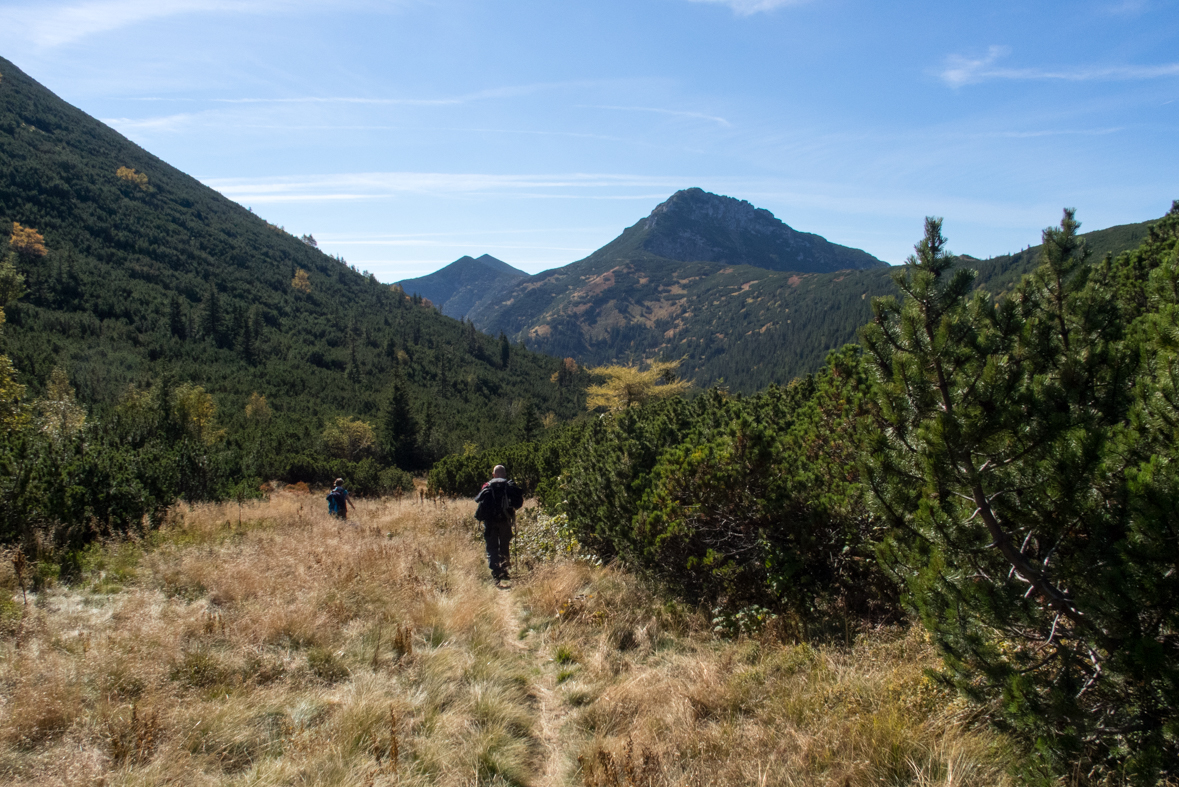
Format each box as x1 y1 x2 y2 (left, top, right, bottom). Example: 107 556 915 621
397 253 527 320
645 188 775 229
621 187 885 273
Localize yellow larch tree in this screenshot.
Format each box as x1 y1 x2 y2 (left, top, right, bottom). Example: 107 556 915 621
9 223 47 260
116 166 150 190
244 391 272 424
585 359 691 412
173 383 226 445
292 268 312 293
322 416 376 461
35 367 86 440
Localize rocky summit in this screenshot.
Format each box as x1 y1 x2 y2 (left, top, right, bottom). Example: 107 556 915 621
602 188 887 273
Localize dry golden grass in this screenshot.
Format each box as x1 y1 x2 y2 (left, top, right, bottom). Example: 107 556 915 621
0 495 1017 786
514 562 1017 787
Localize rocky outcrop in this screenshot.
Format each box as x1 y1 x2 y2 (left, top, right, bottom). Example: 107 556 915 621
634 188 885 272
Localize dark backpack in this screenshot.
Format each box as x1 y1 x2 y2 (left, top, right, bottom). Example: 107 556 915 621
327 489 345 513
475 481 516 522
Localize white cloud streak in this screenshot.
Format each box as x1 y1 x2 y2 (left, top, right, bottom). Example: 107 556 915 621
685 0 811 15
941 45 1179 87
581 105 732 127
0 0 362 47
208 83 568 107
202 172 691 204
100 113 197 132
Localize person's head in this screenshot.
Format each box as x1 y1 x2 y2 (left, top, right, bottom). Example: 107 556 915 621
334 478 344 488
492 465 508 479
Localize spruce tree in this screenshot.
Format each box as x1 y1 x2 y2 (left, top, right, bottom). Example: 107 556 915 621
379 381 417 470
499 332 511 368
346 341 361 384
516 399 540 443
237 311 255 365
199 282 221 345
168 293 185 339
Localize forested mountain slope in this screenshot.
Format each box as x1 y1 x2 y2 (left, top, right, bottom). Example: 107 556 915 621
0 56 582 463
463 189 886 388
468 198 1156 392
398 253 526 320
572 188 887 274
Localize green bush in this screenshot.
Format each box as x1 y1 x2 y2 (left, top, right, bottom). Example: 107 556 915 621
862 208 1179 781
563 350 897 619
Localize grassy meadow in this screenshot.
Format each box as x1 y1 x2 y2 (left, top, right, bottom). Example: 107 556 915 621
0 492 1016 786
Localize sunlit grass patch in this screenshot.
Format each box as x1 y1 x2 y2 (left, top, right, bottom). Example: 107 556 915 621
0 492 1019 786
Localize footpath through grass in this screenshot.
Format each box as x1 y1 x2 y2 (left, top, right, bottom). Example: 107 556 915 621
0 494 1017 786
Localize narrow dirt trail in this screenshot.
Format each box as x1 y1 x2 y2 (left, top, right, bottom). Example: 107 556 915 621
495 585 574 787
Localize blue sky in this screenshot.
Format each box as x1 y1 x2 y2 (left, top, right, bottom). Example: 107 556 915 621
2 0 1177 280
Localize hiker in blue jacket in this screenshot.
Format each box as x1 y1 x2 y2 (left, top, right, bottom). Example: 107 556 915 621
327 478 356 520
474 465 524 585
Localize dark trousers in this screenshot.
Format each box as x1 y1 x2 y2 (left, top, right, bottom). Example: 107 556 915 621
483 517 513 580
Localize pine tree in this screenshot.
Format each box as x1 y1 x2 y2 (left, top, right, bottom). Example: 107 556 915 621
499 332 511 368
168 293 186 339
379 381 417 470
516 399 540 443
861 212 1179 781
346 341 361 384
199 282 221 345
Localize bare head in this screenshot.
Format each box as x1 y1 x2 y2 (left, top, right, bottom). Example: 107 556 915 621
492 465 508 479
334 478 344 488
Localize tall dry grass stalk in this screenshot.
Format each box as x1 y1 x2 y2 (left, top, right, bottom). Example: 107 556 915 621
512 561 1016 787
0 494 536 786
0 493 1017 786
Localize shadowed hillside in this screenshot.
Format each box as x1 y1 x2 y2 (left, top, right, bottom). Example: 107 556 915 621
0 56 582 462
398 254 527 320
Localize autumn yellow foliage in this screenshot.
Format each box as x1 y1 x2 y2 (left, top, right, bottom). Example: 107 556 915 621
292 268 312 293
322 416 377 461
0 352 27 430
35 367 87 439
244 391 272 423
9 222 47 259
585 359 691 412
172 383 225 445
116 166 150 190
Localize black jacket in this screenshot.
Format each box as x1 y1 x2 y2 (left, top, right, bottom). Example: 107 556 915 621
474 478 524 522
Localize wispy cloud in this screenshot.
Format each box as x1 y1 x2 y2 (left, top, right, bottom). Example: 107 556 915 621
981 127 1126 139
202 172 691 204
100 113 196 132
208 83 567 107
685 0 812 15
1106 0 1150 14
0 0 363 47
940 45 1179 87
581 105 732 127
115 81 616 109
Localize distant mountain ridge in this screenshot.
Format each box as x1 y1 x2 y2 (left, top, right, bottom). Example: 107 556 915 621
465 210 1159 392
599 188 886 273
398 254 526 320
445 188 887 384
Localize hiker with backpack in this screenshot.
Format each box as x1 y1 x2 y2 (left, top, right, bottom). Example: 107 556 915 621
474 465 524 585
327 478 356 521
